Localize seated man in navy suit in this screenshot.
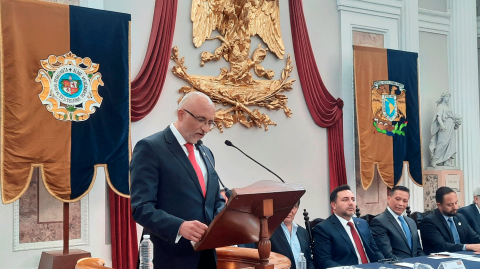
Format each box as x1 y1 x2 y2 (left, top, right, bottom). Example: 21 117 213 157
313 185 384 268
370 186 425 260
419 186 480 254
270 200 314 269
458 187 480 235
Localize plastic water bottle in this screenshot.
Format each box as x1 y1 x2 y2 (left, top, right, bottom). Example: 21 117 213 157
139 234 153 269
297 252 307 269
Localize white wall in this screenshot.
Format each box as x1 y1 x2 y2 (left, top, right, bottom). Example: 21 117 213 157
0 0 341 268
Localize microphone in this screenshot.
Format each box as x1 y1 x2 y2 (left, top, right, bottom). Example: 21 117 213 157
224 140 285 183
195 140 232 198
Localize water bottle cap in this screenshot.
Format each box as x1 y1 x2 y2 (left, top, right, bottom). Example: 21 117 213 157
143 234 150 239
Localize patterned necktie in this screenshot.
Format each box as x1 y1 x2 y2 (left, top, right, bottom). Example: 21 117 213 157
347 222 368 264
398 216 413 249
185 143 206 197
447 217 461 244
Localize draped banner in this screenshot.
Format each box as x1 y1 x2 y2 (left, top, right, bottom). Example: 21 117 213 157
1 0 131 203
353 46 422 189
289 0 347 191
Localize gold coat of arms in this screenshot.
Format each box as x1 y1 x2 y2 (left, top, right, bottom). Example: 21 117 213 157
171 0 295 132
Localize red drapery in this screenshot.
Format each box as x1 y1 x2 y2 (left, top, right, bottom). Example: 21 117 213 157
289 0 347 191
109 0 178 266
109 189 138 269
131 0 178 121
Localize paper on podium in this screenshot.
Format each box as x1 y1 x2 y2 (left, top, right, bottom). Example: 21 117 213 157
194 180 305 251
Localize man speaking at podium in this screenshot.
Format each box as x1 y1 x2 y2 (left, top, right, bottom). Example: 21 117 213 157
130 92 225 268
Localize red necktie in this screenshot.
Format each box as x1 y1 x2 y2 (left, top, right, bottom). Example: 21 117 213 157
347 222 368 264
185 143 206 197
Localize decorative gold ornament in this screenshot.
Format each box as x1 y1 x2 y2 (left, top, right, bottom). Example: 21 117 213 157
171 0 295 132
35 52 103 121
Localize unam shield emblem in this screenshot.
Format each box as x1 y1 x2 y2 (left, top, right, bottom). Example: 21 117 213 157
382 94 397 122
35 51 103 121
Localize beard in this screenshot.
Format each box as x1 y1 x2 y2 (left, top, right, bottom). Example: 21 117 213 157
442 209 457 217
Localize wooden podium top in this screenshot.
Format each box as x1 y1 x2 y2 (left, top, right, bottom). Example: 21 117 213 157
194 180 305 251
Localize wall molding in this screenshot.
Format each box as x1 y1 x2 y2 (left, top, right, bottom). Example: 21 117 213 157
419 8 451 35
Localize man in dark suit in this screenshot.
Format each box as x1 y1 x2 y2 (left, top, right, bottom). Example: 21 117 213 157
270 200 314 269
370 186 425 260
419 186 480 254
458 187 480 235
130 92 225 268
313 185 384 268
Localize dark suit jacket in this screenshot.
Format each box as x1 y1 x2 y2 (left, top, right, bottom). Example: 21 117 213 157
270 224 315 269
419 208 480 254
130 126 225 268
370 209 425 260
313 214 384 268
458 204 480 235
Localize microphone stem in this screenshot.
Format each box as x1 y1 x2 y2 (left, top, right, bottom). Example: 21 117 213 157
231 146 285 183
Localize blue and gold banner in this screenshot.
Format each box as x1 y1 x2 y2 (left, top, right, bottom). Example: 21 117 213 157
354 46 422 189
1 0 130 203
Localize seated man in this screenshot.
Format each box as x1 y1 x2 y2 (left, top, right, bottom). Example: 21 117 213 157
313 185 384 268
270 200 314 269
419 186 480 254
458 186 480 235
370 186 425 260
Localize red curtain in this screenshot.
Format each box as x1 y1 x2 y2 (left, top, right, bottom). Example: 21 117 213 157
109 189 138 269
109 0 178 266
289 0 347 191
131 0 178 121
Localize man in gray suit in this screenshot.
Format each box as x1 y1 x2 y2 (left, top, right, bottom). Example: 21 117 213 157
370 186 425 260
458 187 480 235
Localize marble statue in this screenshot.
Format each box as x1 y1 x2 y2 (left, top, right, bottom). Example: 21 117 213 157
429 92 462 168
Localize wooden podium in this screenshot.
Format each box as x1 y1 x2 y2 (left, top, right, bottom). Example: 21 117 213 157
195 180 305 269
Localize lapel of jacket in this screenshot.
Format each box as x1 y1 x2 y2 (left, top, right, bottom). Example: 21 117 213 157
164 127 204 198
435 209 454 242
405 216 418 253
453 215 465 240
330 215 356 255
275 227 295 263
385 209 410 251
471 204 480 229
198 144 215 199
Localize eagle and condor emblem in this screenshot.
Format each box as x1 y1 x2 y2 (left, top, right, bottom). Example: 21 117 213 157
371 80 407 136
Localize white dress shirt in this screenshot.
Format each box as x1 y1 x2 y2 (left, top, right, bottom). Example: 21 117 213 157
335 214 370 264
280 222 302 267
170 123 208 186
386 206 408 238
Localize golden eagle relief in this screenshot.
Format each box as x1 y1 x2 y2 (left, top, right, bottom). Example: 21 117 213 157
171 0 295 132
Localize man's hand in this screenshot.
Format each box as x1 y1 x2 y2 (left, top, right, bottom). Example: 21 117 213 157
179 220 208 242
466 244 480 252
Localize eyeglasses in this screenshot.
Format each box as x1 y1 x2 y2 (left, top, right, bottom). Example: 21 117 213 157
183 109 217 130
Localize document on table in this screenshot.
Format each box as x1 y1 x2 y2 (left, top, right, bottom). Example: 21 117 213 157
428 252 452 259
393 262 415 268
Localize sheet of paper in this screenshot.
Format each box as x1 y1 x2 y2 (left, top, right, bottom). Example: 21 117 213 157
428 255 450 259
393 262 415 268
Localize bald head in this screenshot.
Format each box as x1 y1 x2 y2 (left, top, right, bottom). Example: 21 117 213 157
178 92 214 111
174 92 216 144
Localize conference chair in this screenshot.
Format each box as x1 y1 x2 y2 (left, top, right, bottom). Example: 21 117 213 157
303 209 325 260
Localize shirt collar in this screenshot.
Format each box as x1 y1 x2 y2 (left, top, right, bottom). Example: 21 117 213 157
476 204 480 214
170 123 187 146
335 213 354 227
441 213 453 222
387 206 402 219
